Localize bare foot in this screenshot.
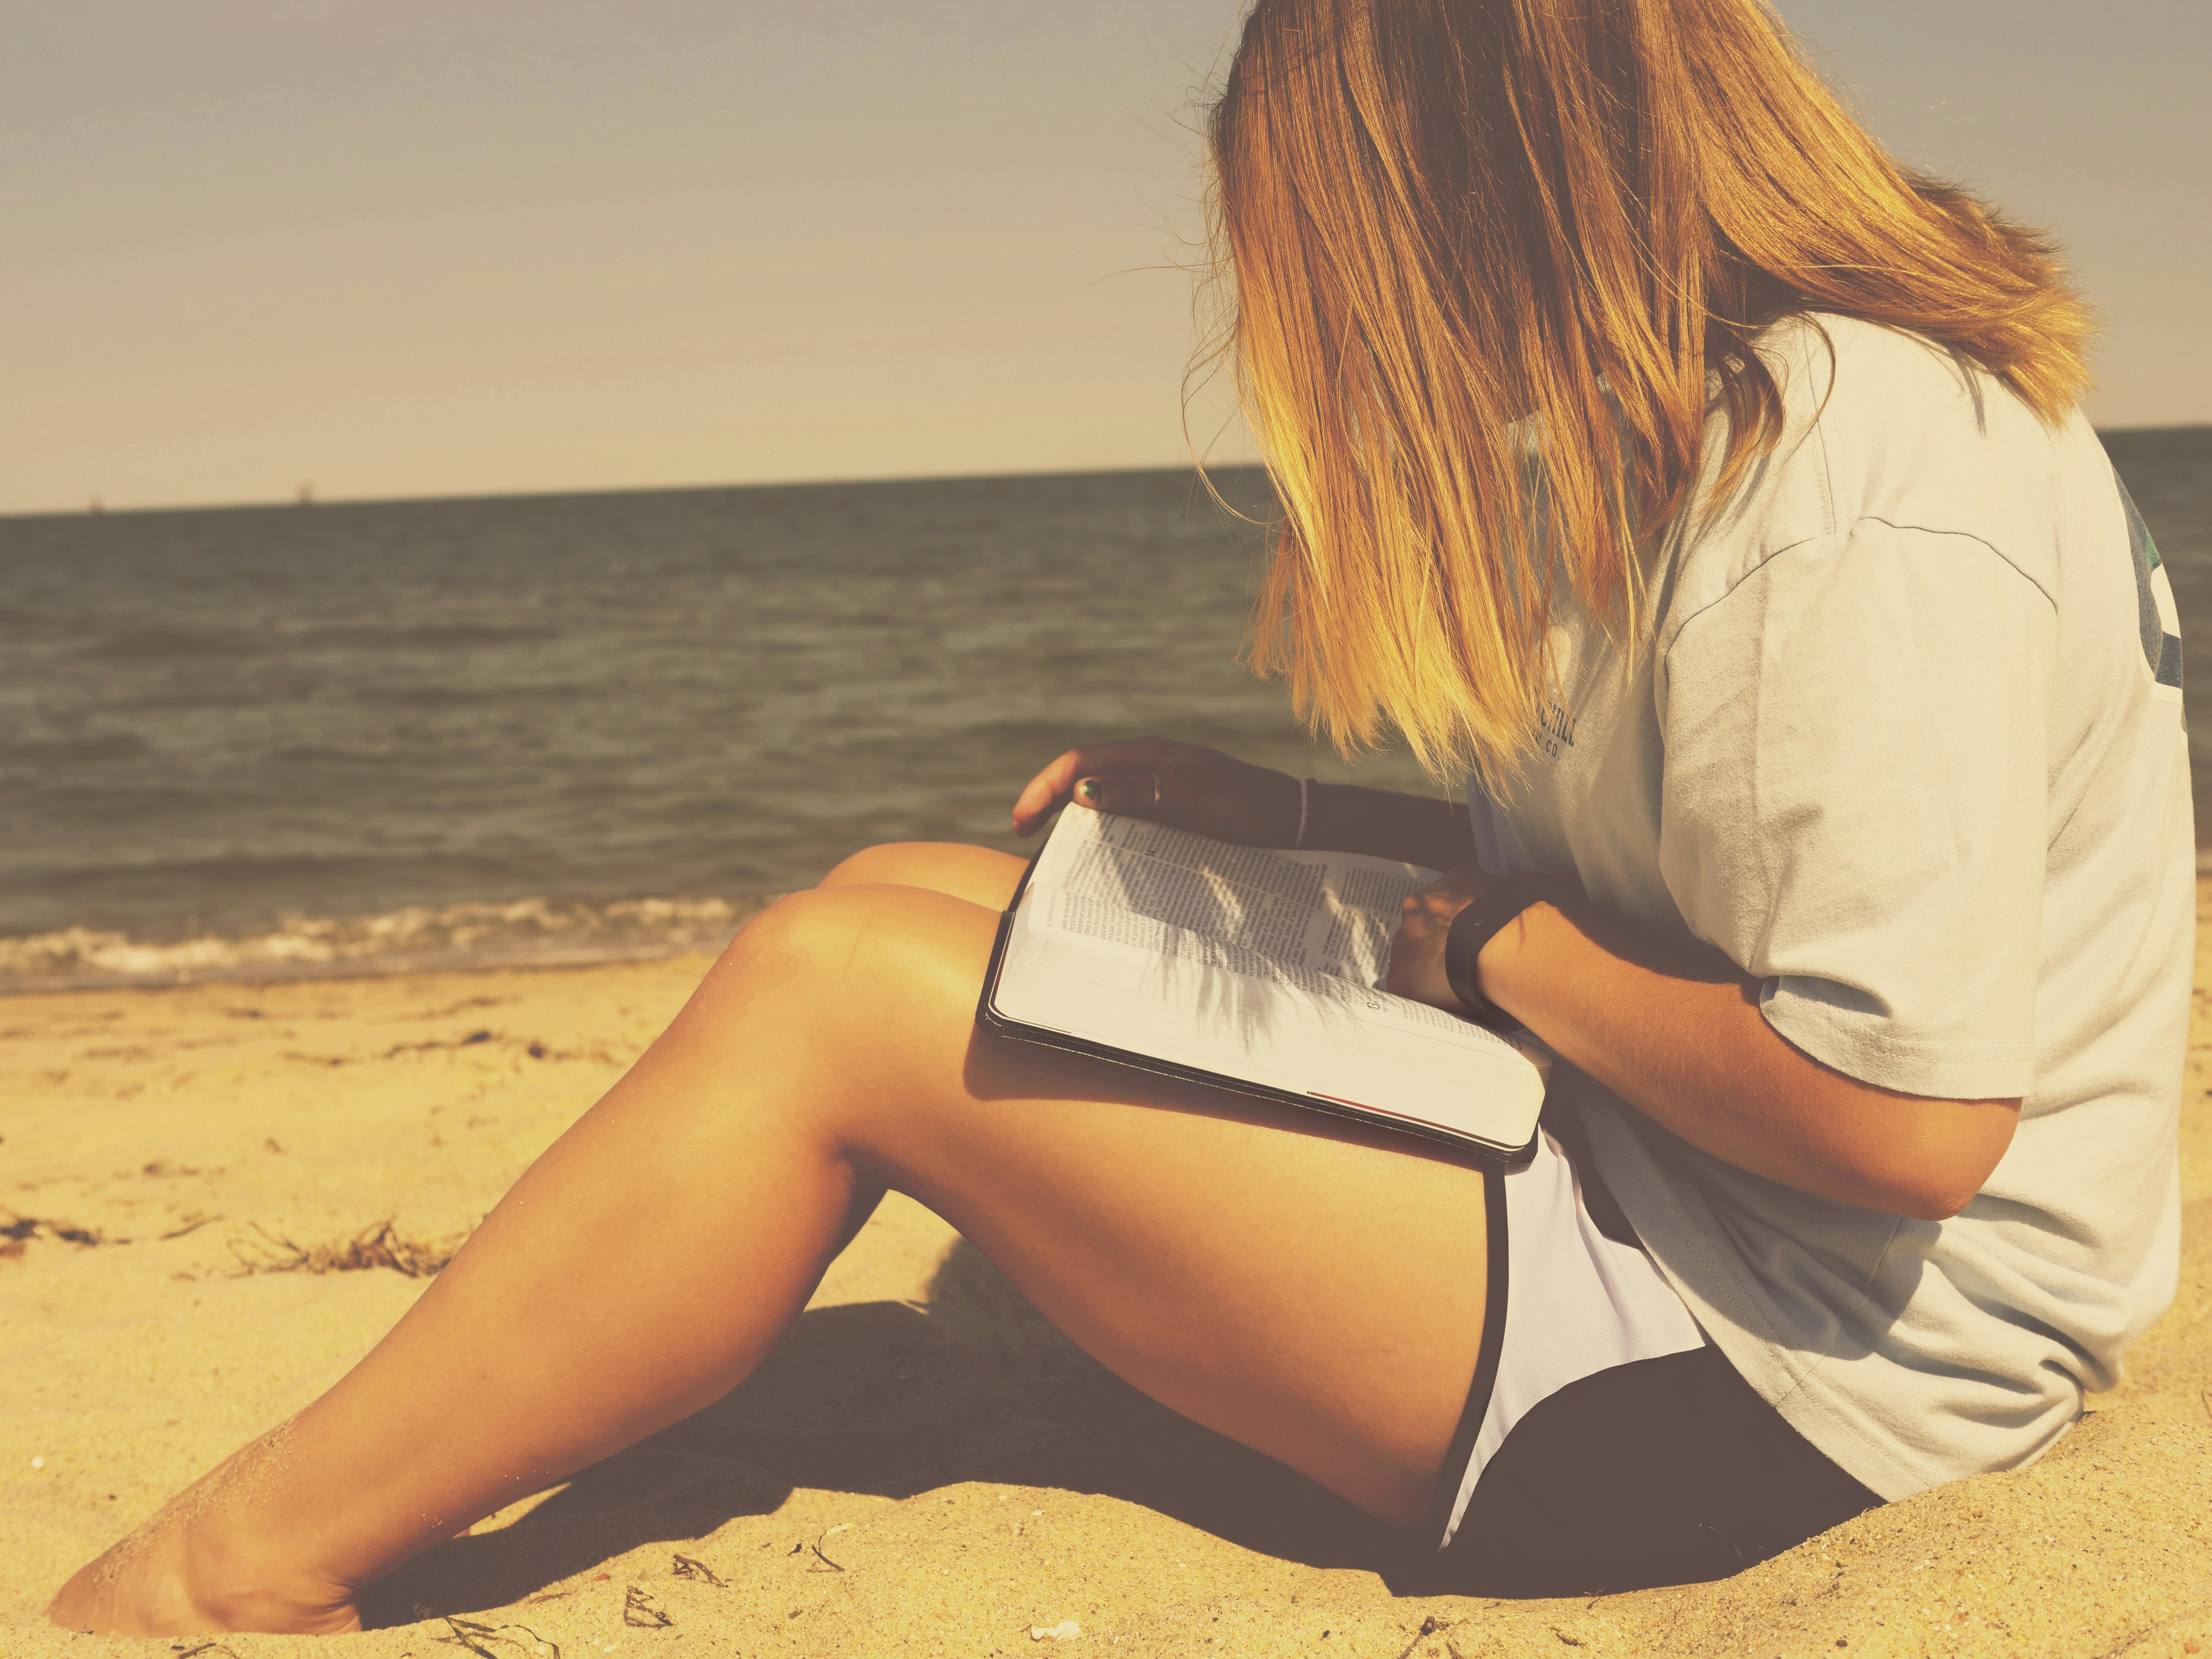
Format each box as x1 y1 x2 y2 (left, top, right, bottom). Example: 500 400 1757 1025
47 1511 361 1637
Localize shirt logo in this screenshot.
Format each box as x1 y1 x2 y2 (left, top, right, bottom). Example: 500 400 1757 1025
1538 698 1577 759
2116 468 2183 702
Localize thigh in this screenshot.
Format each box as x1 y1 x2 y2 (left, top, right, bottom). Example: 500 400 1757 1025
691 882 1490 1526
818 841 1027 910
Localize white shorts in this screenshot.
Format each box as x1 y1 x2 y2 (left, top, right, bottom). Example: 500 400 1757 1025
1430 1121 1704 1549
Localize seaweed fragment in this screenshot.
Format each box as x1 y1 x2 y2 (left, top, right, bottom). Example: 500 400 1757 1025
623 1587 674 1628
229 1218 466 1278
2 1212 110 1251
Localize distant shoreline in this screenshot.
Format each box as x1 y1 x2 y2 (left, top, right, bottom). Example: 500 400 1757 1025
0 459 1279 525
9 425 2209 521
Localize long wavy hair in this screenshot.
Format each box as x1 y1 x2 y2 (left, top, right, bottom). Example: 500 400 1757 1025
1207 0 2092 780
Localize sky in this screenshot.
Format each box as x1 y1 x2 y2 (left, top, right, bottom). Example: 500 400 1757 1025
1 0 2204 515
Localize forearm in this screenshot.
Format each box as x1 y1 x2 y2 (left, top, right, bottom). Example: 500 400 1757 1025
1478 902 2019 1221
1301 782 1476 870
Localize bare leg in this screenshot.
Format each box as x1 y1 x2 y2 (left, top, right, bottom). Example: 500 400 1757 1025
51 856 1488 1635
816 839 1027 910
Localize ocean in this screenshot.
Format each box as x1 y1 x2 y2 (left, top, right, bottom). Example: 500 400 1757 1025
0 466 1432 991
4 430 2208 993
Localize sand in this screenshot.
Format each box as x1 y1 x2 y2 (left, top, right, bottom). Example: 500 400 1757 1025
3 898 2209 1659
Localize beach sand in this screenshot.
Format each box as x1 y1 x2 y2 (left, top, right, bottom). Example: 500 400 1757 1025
4 898 2208 1659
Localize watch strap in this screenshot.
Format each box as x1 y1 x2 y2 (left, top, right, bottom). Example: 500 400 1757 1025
1444 873 1578 1024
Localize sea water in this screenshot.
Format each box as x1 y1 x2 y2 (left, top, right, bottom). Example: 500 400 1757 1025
0 467 1432 990
3 433 2207 992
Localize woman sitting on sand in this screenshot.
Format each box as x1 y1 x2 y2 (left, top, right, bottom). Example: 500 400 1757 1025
55 0 2188 1629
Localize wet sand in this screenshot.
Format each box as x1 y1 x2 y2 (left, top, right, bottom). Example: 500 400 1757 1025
4 897 2209 1657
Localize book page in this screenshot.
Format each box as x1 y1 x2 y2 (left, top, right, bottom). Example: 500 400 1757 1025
1027 886 1484 1037
990 809 1547 1151
993 889 1545 1149
1032 808 1437 989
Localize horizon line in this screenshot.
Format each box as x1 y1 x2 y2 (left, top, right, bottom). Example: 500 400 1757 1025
0 457 1276 526
7 419 2205 522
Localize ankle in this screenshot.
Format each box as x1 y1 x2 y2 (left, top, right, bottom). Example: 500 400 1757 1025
181 1513 362 1635
50 1510 360 1639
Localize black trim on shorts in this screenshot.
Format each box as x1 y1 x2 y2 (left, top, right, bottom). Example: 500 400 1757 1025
1407 1346 1884 1597
1538 1097 1640 1249
1400 1127 1883 1597
1419 1159 1511 1546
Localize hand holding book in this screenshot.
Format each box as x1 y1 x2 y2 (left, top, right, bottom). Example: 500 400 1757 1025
1013 736 1520 1023
978 806 1549 1158
1011 737 1304 847
1384 864 1500 1010
1014 735 1483 878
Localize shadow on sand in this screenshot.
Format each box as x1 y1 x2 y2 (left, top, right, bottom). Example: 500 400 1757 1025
360 1238 1406 1625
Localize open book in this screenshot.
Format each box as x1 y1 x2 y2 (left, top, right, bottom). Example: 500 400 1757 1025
977 808 1548 1158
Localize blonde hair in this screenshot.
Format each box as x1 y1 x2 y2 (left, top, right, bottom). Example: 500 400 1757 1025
1208 0 2092 780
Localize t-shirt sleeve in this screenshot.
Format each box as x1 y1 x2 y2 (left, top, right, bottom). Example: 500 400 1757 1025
1657 518 2055 1101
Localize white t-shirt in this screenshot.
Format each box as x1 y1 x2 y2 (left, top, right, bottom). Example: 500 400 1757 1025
1467 313 2191 1500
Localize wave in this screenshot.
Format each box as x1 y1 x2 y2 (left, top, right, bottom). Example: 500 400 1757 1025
0 733 152 765
0 600 86 637
76 625 267 663
294 621 563 651
0 893 775 993
28 782 253 821
355 681 588 709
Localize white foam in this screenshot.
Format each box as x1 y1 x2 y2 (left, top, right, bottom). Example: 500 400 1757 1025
0 893 774 992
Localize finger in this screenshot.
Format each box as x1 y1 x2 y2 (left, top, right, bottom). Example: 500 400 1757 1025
1382 945 1413 1000
1383 916 1428 998
1011 750 1088 835
1010 741 1182 833
1384 912 1454 1008
1070 771 1171 820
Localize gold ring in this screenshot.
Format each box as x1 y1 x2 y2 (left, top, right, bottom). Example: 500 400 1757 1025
1151 774 1162 811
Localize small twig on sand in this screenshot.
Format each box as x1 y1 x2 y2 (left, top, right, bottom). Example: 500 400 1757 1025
437 1615 560 1659
386 1029 497 1059
437 1617 506 1659
670 1554 726 1586
623 1587 674 1628
1394 1614 1452 1659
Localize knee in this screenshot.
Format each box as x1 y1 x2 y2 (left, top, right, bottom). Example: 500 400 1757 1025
816 841 1024 912
819 842 954 891
704 882 987 1022
661 890 886 1085
714 885 883 998
669 884 990 1123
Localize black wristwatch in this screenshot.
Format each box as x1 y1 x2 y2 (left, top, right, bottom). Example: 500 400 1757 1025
1444 873 1580 1025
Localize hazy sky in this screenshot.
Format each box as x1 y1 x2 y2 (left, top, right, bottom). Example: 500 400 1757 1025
3 0 2204 514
